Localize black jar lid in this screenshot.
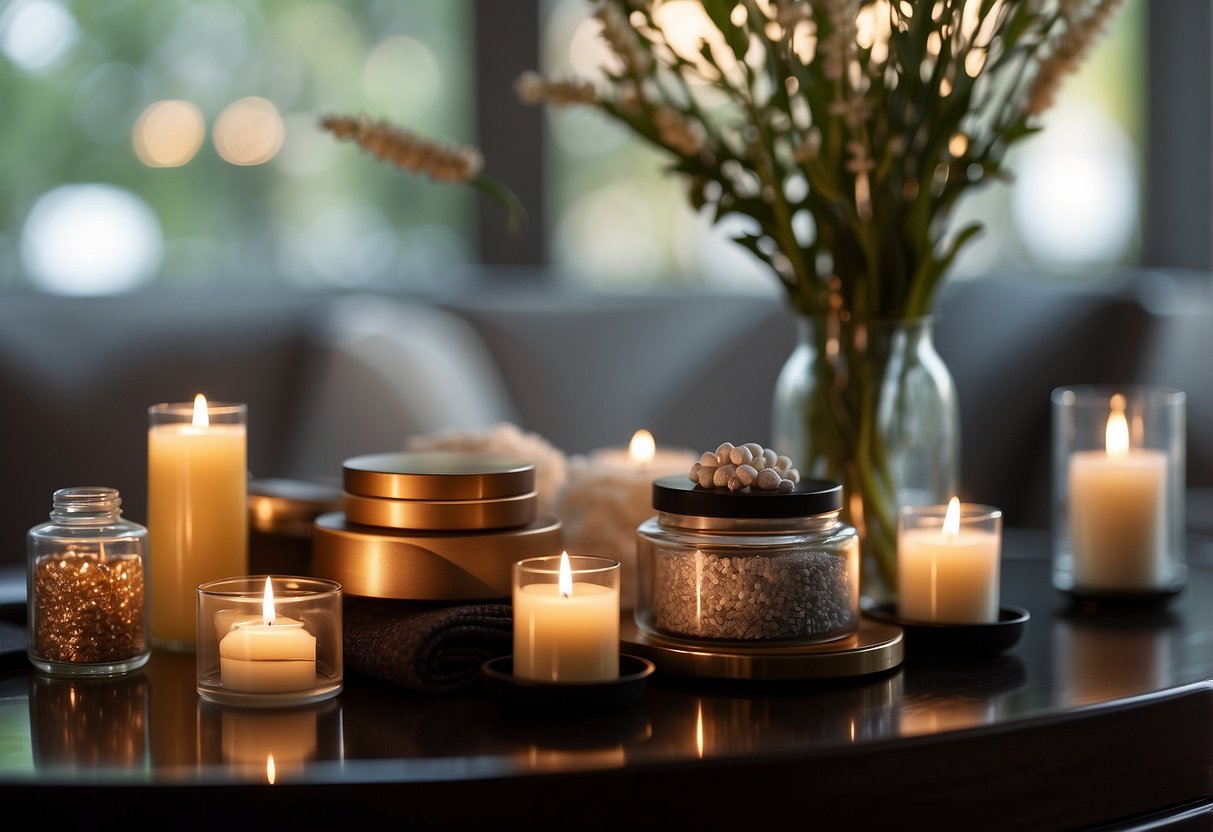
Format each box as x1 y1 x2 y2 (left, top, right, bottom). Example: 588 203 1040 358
651 475 843 519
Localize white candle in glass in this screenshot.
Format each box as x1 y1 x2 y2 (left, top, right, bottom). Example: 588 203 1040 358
898 498 1001 624
1068 400 1168 590
513 552 619 683
219 577 317 693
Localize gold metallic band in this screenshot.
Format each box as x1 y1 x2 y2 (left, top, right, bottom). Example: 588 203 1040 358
342 491 538 531
342 451 535 500
620 617 903 680
312 512 563 600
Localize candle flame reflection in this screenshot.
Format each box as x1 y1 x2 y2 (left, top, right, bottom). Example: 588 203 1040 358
192 392 209 427
1106 403 1130 458
558 551 573 599
942 497 961 537
628 429 656 466
262 576 275 626
695 700 704 758
266 753 276 784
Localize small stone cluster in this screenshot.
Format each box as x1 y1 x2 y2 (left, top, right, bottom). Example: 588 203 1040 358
688 442 801 493
648 549 856 641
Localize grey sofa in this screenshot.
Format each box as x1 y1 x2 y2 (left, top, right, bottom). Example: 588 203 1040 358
2 266 1210 567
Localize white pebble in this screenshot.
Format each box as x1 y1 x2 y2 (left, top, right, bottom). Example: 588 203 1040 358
727 475 746 492
775 455 793 471
689 462 702 483
744 442 765 460
777 478 795 493
736 464 758 485
712 464 737 487
761 448 777 468
700 451 719 468
785 467 800 483
698 466 716 488
756 468 782 490
715 442 736 465
729 445 753 466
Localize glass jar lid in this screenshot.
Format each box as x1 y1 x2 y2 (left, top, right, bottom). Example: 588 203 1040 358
651 475 842 519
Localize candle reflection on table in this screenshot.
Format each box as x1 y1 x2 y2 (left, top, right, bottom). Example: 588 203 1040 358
221 707 319 778
1053 612 1175 708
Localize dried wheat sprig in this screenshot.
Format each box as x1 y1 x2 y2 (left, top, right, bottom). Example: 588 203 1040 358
1027 0 1125 116
515 71 598 107
319 114 483 182
320 114 525 232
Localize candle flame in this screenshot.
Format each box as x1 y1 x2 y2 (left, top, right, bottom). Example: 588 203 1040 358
628 429 656 466
942 497 961 538
558 550 573 599
1106 401 1130 458
266 753 276 784
262 576 275 626
192 392 209 427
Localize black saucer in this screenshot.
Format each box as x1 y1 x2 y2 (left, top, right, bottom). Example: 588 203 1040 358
863 603 1029 661
481 654 655 712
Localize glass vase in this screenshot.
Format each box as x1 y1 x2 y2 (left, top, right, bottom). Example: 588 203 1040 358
771 314 959 603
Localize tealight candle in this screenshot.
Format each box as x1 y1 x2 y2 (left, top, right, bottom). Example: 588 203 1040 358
512 552 620 683
897 498 1002 624
148 394 248 650
219 577 317 694
1052 385 1186 595
196 576 343 707
560 430 695 609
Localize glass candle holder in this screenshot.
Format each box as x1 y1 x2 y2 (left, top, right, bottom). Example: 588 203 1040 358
1051 385 1186 597
148 395 248 651
512 553 620 683
196 576 342 707
897 500 1002 624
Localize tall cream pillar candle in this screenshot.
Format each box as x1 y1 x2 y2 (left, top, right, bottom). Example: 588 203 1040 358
148 394 247 649
1068 404 1168 590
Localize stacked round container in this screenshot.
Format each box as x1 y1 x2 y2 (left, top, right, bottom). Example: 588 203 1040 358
313 451 563 600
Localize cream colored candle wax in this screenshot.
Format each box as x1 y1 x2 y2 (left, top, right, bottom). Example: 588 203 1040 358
898 498 1001 624
148 394 248 649
513 552 620 682
1068 405 1168 590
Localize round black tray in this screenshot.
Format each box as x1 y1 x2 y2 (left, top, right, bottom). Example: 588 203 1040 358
481 653 655 712
863 603 1029 661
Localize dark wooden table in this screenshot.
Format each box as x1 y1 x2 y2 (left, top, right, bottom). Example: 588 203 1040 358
1 528 1211 830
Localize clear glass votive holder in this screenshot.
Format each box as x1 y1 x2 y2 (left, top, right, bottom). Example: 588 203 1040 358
197 576 342 707
1051 385 1186 597
897 502 1002 624
512 554 620 683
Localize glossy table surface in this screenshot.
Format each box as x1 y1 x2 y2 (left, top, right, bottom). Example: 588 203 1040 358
2 528 1211 829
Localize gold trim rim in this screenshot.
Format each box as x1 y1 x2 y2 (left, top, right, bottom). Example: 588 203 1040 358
342 451 536 500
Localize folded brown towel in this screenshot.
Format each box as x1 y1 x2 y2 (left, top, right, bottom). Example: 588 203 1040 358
343 597 513 695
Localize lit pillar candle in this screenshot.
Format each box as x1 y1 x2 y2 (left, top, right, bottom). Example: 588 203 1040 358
897 498 1002 624
219 577 317 693
562 430 696 609
1068 399 1168 590
513 552 620 683
148 393 248 648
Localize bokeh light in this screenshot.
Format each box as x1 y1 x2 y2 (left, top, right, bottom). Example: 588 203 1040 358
21 184 163 295
0 0 78 74
213 96 284 166
133 100 206 167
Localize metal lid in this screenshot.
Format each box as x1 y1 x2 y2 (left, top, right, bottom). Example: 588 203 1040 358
342 490 538 532
312 512 563 600
249 478 343 536
651 475 843 519
342 451 535 501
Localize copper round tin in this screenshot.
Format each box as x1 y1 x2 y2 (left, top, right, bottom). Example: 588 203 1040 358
312 512 563 600
342 491 538 532
342 451 535 501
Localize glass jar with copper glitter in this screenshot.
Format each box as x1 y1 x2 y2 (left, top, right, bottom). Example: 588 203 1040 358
27 487 151 676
